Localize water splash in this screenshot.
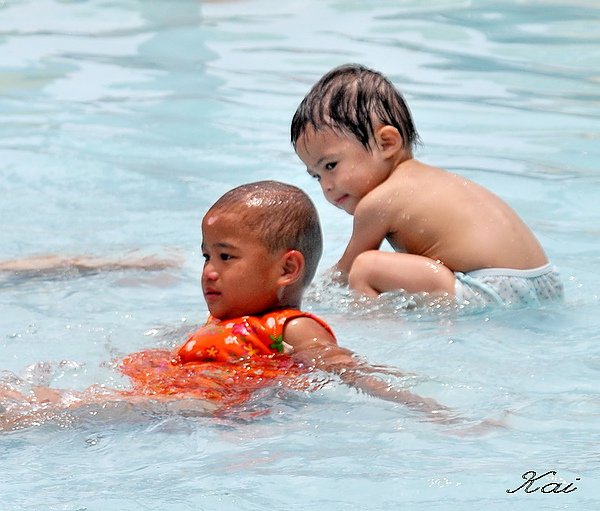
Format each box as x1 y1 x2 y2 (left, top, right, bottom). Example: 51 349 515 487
304 272 467 319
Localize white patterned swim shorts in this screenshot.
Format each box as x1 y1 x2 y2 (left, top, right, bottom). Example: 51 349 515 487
454 263 563 307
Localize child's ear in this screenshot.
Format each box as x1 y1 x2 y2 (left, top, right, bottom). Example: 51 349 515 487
375 125 403 156
278 250 305 286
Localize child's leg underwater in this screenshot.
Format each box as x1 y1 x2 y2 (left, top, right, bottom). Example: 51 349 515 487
0 383 219 432
348 250 455 297
0 253 183 275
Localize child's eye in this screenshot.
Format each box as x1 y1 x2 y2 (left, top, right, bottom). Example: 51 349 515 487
325 162 337 171
220 253 233 261
310 173 321 182
202 253 210 262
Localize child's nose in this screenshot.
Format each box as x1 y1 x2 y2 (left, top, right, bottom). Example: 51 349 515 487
202 264 219 281
320 174 334 191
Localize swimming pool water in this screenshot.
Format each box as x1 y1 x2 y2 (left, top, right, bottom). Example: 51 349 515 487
1 0 599 509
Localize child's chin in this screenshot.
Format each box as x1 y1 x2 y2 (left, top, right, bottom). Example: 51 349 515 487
206 306 224 318
208 307 238 320
333 199 356 214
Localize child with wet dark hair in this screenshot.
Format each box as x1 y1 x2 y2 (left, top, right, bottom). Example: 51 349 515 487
292 63 563 308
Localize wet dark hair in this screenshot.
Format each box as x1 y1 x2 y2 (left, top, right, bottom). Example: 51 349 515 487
206 180 323 286
291 63 421 152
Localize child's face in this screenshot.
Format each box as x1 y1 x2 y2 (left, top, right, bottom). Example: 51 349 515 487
295 127 392 215
200 211 285 319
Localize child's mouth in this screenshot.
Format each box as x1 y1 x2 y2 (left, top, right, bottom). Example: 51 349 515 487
203 289 221 300
335 195 349 207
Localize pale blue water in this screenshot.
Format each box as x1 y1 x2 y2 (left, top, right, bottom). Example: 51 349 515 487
1 0 599 509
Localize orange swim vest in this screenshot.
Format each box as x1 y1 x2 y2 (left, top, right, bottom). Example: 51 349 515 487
176 309 336 364
119 309 335 406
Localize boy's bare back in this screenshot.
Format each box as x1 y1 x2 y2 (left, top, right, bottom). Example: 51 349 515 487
355 158 548 273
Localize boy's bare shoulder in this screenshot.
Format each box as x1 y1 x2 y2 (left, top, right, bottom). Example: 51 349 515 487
357 160 444 211
391 159 450 183
354 185 395 220
387 160 475 204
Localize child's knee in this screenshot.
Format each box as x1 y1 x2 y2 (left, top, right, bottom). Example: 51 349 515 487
348 251 379 289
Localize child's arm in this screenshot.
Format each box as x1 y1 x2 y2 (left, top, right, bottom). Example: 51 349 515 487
333 199 393 276
283 317 449 419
